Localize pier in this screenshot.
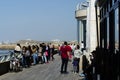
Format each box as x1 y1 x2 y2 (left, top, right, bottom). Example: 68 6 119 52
0 54 84 80
0 0 120 80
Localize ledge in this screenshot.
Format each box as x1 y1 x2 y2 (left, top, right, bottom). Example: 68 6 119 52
0 61 10 75
75 9 87 20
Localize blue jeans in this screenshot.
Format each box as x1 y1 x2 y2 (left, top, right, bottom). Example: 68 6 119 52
43 52 47 63
32 53 38 64
22 56 27 67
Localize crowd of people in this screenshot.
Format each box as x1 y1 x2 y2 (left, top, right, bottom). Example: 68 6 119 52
59 41 93 79
13 43 56 69
13 41 93 79
59 41 82 74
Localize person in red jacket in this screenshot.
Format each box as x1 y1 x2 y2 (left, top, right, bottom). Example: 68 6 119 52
60 41 72 74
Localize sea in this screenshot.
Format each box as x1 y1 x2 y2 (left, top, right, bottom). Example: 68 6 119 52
0 50 13 56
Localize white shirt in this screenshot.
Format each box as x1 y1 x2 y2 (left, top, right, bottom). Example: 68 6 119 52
74 49 82 58
15 46 21 51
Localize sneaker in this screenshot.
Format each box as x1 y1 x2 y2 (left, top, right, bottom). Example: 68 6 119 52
79 73 85 77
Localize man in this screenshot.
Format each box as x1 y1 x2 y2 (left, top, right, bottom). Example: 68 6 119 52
60 41 72 73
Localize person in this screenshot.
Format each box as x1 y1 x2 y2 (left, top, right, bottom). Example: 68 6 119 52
14 43 21 53
38 44 43 64
60 41 72 74
21 46 27 68
74 45 82 73
14 43 22 59
25 47 31 67
42 43 47 63
51 45 55 61
70 43 76 55
31 45 38 65
49 43 55 61
80 50 90 77
58 44 61 55
72 57 78 74
27 45 33 66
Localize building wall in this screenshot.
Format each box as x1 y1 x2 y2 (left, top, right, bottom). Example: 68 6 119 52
95 0 120 80
86 0 97 52
75 0 97 53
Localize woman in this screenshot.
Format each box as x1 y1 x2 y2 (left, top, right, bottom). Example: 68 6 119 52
73 45 82 73
31 45 38 65
22 46 27 68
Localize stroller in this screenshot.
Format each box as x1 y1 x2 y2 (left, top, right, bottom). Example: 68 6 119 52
10 52 23 72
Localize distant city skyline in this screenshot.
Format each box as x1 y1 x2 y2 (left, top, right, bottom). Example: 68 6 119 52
0 0 85 42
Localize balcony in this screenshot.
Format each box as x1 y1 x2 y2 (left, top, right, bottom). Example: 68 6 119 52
75 9 87 20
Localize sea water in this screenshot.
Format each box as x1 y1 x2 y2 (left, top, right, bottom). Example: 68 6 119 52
0 50 13 55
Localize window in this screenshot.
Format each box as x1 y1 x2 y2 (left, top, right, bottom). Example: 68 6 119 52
100 9 102 19
108 1 110 12
112 0 114 5
107 17 109 49
110 0 112 8
115 8 119 51
101 21 105 48
104 18 107 49
106 2 108 12
109 10 115 52
104 5 107 15
114 0 117 3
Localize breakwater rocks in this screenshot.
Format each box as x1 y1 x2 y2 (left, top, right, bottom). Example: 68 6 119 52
0 44 15 50
0 39 77 50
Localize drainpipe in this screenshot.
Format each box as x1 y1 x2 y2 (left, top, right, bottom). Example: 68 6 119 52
77 20 80 43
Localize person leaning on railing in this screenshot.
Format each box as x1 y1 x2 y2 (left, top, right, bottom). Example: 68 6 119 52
14 43 22 58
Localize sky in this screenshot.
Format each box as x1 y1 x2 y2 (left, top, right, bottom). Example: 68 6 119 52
0 0 84 42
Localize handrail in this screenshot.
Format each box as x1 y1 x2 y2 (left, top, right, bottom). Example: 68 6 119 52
0 51 14 63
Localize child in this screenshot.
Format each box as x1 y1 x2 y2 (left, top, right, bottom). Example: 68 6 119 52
72 57 78 74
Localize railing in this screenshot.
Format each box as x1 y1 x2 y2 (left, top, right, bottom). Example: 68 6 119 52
0 51 14 63
92 48 120 80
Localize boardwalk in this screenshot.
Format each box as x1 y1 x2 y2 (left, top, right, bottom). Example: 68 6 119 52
0 55 84 80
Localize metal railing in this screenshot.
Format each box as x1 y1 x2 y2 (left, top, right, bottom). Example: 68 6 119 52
0 51 14 63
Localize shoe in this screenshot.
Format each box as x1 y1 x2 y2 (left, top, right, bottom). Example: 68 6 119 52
60 71 64 74
63 71 69 74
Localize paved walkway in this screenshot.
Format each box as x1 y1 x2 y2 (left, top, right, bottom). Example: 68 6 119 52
0 55 84 80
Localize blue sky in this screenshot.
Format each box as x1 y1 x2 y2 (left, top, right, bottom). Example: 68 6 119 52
0 0 84 42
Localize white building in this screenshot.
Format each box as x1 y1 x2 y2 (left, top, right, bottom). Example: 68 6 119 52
75 0 97 52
